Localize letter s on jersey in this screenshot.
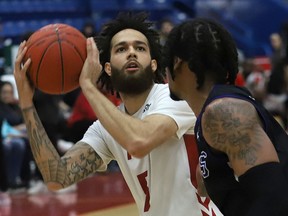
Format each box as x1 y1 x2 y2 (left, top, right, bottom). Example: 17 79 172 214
199 151 209 178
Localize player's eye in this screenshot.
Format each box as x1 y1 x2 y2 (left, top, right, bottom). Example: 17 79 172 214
136 46 146 51
116 47 126 53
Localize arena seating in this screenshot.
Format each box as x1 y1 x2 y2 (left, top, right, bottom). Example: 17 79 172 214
2 0 286 58
0 0 191 41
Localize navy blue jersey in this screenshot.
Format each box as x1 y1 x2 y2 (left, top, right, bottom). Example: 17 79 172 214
195 85 288 215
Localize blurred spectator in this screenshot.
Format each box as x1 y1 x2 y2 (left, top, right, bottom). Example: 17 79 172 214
33 90 69 148
58 88 121 172
280 21 288 58
0 116 11 206
64 91 96 143
245 60 268 103
0 119 11 211
0 20 5 76
81 21 97 38
269 33 285 70
241 58 255 81
0 81 27 190
59 88 121 151
62 87 81 108
264 58 288 129
158 18 174 45
235 72 246 87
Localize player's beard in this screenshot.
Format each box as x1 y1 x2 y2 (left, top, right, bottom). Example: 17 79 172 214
110 64 154 95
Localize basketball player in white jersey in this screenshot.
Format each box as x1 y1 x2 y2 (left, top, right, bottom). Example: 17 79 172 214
14 12 221 216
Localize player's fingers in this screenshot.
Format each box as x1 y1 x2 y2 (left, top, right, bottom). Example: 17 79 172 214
22 58 31 74
90 37 97 49
89 37 99 60
90 37 98 52
17 41 26 54
15 42 27 67
86 38 94 63
91 38 102 72
86 37 93 54
86 37 101 71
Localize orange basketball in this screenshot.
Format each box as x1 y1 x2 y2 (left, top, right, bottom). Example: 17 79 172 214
23 23 87 94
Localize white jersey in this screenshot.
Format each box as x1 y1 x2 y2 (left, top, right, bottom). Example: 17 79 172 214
81 84 222 216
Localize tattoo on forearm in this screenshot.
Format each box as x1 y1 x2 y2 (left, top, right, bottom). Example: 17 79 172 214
60 143 103 185
22 106 103 187
203 101 263 165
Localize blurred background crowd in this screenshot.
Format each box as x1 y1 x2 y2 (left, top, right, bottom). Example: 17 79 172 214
1 0 288 207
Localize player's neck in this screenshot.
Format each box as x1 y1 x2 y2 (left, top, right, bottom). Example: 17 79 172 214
188 84 213 117
187 94 207 117
119 86 153 115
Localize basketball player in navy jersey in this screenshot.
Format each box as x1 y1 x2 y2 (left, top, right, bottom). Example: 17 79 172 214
164 18 288 216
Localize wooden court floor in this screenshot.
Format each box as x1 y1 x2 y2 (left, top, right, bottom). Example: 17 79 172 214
0 172 137 216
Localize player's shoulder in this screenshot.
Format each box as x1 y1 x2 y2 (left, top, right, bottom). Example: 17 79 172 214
85 120 106 134
152 83 169 94
202 97 260 153
151 83 191 106
151 83 179 100
204 97 256 122
147 83 169 102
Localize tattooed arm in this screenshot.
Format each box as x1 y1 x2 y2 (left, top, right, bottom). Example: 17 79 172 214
201 98 279 177
14 42 102 191
22 105 103 191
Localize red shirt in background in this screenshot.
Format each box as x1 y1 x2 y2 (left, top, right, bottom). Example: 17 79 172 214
67 92 121 127
235 72 245 87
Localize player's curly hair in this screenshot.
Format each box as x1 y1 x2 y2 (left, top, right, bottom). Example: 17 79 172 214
96 12 165 93
163 18 239 89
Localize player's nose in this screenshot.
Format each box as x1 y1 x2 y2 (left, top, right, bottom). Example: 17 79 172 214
127 47 137 59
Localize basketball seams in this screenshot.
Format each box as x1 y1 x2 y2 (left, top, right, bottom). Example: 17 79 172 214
35 41 60 89
55 27 65 94
26 33 56 52
62 38 86 63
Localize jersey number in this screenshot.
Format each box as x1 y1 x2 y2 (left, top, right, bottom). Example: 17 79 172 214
127 152 150 212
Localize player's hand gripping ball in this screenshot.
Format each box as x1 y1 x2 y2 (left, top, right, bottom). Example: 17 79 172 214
23 23 87 94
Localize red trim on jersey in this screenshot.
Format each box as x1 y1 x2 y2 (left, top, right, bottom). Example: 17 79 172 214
127 152 132 160
185 135 216 215
202 211 216 216
137 171 150 212
184 134 199 188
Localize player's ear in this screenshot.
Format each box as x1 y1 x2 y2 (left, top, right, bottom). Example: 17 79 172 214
174 57 183 71
151 59 157 73
104 62 112 76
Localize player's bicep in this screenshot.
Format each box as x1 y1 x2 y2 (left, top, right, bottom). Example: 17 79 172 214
61 141 104 181
202 98 279 176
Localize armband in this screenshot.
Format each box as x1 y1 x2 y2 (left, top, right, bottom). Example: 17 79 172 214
239 162 288 216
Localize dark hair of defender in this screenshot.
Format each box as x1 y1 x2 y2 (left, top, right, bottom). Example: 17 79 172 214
164 18 239 89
